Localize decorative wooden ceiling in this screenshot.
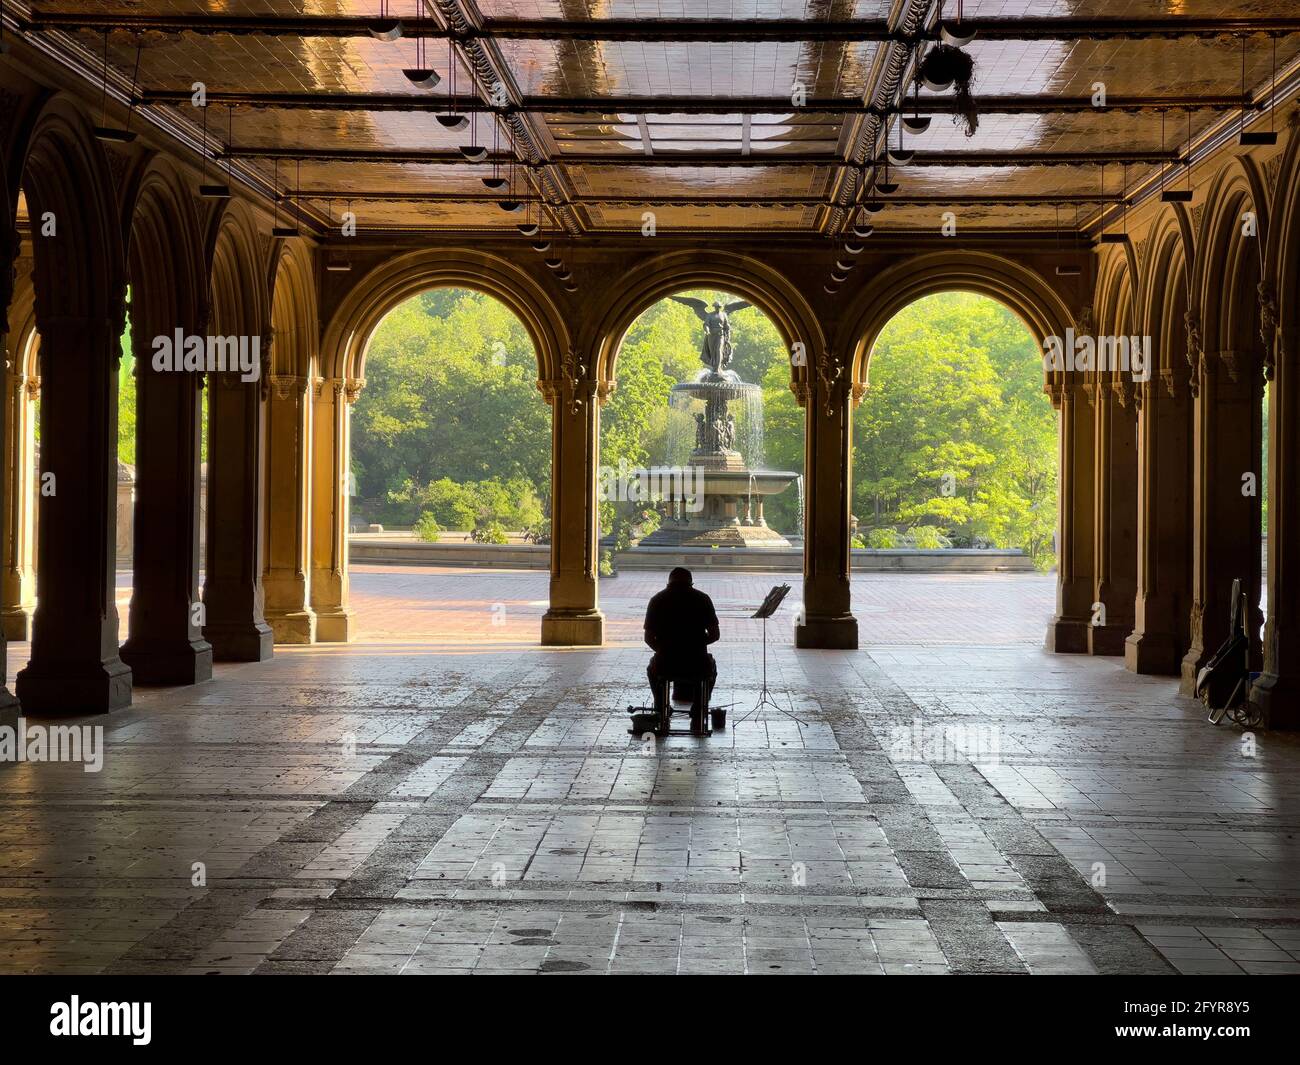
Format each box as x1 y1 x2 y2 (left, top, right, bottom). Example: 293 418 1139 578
12 1 1300 238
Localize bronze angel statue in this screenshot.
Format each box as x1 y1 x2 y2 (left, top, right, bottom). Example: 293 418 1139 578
671 296 752 373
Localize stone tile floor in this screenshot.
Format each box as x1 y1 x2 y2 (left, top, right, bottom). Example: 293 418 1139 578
2 567 1298 975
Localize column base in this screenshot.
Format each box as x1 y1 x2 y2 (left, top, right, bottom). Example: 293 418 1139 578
120 638 214 686
0 690 18 732
1250 671 1300 730
205 622 274 662
1088 622 1133 657
1179 646 1207 696
313 610 354 643
795 614 858 650
267 610 317 645
541 609 604 646
1124 630 1183 675
15 658 132 715
1045 617 1089 653
2 608 33 642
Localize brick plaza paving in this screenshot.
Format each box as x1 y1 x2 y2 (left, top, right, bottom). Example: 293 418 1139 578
2 566 1299 975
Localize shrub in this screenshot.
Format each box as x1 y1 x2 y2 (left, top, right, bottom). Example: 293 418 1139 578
469 520 509 545
867 527 900 549
413 512 442 543
907 525 951 549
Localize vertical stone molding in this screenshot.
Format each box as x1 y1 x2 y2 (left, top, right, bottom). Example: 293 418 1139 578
1180 352 1264 694
1089 382 1139 655
203 367 274 662
309 378 354 642
16 314 133 713
540 360 604 647
796 349 858 650
1126 369 1194 674
1046 377 1097 653
263 372 316 644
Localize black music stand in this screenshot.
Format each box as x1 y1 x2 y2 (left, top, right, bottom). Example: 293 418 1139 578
733 583 806 727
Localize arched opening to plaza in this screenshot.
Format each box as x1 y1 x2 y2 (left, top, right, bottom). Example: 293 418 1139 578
2 6 1300 992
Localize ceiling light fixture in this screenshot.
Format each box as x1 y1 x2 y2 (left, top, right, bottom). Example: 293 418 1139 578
402 3 439 87
938 0 977 48
93 32 140 143
368 1 402 41
436 36 469 131
1239 34 1278 146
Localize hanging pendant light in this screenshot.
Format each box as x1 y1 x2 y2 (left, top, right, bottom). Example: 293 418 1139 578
436 37 469 130
901 77 931 134
1239 34 1278 146
1159 110 1192 203
402 3 439 87
939 0 977 48
368 1 402 41
844 242 865 255
887 115 914 166
200 104 233 198
1098 163 1128 244
93 33 139 142
876 153 899 195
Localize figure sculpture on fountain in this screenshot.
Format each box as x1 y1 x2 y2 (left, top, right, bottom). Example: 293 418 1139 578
671 296 752 374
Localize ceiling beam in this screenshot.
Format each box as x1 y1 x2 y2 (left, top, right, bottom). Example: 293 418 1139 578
24 14 1300 42
284 190 1126 206
223 146 1180 168
140 89 1256 116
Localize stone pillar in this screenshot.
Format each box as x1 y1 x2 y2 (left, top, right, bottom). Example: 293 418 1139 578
1126 370 1194 674
0 231 19 715
119 307 213 684
1046 379 1096 652
1180 351 1264 694
796 353 857 649
263 373 316 643
1 366 37 642
540 362 603 646
1254 325 1300 727
203 363 273 661
1089 383 1139 655
15 314 132 712
309 377 354 641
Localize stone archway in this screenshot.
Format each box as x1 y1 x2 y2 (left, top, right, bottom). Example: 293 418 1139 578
12 95 132 713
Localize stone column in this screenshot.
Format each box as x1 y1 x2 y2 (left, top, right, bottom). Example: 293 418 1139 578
0 230 19 715
309 377 355 641
203 357 273 661
119 306 213 684
1046 379 1096 652
1089 382 1139 655
796 352 857 649
263 373 316 643
1 366 37 642
540 359 603 646
1254 324 1300 727
1180 351 1264 694
1125 369 1194 674
15 314 132 712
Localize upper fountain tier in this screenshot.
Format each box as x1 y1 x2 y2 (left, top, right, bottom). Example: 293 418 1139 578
671 369 761 404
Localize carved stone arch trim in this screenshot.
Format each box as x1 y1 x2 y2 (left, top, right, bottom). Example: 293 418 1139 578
269 239 319 379
1196 162 1263 358
124 153 208 332
835 251 1073 398
589 249 825 399
207 198 270 340
17 93 126 330
1267 117 1300 364
1139 215 1192 387
320 247 566 389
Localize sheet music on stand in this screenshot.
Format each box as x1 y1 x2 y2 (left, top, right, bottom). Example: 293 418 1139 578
734 583 806 728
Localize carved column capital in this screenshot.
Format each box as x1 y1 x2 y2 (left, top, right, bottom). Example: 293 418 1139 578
815 349 847 418
267 374 309 401
343 377 365 405
1259 278 1279 383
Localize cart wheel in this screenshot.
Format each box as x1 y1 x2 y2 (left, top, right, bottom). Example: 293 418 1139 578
711 709 726 730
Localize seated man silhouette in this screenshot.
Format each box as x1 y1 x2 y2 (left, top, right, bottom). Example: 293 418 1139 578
644 567 719 732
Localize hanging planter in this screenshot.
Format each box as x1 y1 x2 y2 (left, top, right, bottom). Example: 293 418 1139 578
919 45 979 136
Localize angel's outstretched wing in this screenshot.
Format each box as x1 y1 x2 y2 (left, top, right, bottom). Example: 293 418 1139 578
723 300 751 314
670 296 710 320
